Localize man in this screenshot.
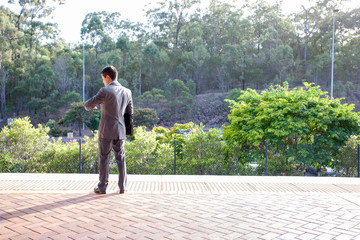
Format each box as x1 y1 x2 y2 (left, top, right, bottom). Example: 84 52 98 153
85 65 133 194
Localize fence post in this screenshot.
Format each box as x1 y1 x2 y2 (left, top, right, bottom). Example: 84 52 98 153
79 138 82 173
265 141 268 176
174 139 177 175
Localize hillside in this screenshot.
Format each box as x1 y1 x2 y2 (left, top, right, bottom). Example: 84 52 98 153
2 87 360 132
158 92 231 130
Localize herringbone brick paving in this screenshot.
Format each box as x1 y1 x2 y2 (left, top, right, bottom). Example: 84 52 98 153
1 174 360 240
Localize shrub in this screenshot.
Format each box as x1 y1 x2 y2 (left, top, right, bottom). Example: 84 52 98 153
180 125 227 174
42 134 98 173
0 117 50 172
133 107 159 129
126 127 173 174
228 88 243 101
334 135 359 176
42 138 81 173
48 119 63 137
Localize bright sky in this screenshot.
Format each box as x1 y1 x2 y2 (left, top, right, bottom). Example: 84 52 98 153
48 0 152 43
3 0 360 44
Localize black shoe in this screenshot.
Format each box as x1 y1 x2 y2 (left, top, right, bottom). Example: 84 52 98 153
94 187 106 194
119 189 126 194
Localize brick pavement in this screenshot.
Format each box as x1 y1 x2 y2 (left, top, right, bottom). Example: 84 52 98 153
1 174 360 240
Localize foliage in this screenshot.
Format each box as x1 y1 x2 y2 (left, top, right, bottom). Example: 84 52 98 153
0 117 50 172
178 124 228 174
136 88 169 120
41 134 98 173
60 91 82 107
228 88 243 101
84 110 100 132
0 117 98 173
164 79 194 118
334 135 359 177
48 119 63 137
126 127 173 174
255 155 301 176
224 82 360 168
58 102 99 135
153 122 194 143
3 117 358 176
2 0 360 130
133 107 159 129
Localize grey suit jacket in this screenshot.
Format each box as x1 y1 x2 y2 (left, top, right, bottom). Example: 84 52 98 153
84 81 133 140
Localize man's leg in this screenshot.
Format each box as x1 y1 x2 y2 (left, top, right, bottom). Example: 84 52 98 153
97 138 112 192
112 139 127 192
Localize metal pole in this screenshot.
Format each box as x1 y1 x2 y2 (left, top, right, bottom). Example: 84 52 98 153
358 143 359 178
174 139 177 175
330 9 339 100
79 139 82 173
83 43 86 130
265 141 268 176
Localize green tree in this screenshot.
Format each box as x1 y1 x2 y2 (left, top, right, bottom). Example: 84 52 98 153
270 45 295 84
180 28 210 94
143 42 160 89
223 82 360 171
58 102 96 136
133 107 159 129
60 90 81 107
146 0 200 47
165 79 194 119
0 6 22 119
136 88 169 120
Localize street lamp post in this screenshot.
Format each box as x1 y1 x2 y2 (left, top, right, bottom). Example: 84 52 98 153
83 43 85 104
83 43 85 130
330 9 339 100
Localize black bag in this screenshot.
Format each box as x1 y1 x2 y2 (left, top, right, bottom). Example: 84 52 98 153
124 112 133 136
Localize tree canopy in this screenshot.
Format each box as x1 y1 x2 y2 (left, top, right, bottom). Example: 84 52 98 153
223 82 360 167
1 0 360 128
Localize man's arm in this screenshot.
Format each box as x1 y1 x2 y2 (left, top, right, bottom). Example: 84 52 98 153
84 88 105 111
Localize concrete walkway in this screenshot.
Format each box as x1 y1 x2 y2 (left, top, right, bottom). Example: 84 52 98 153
1 174 360 239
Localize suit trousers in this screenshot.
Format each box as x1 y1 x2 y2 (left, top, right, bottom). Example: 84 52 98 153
98 138 127 191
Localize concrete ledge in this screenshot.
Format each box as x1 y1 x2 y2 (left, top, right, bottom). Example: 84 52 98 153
1 173 360 194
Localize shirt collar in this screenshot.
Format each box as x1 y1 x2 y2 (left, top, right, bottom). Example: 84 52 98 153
108 80 120 86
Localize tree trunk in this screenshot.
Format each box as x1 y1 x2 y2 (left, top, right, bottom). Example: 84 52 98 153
304 35 308 62
276 19 279 49
1 69 7 119
175 11 183 48
216 66 224 92
242 52 245 90
138 58 142 96
139 67 142 96
213 15 217 55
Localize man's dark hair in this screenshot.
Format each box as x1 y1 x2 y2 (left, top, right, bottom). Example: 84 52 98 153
101 65 118 81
